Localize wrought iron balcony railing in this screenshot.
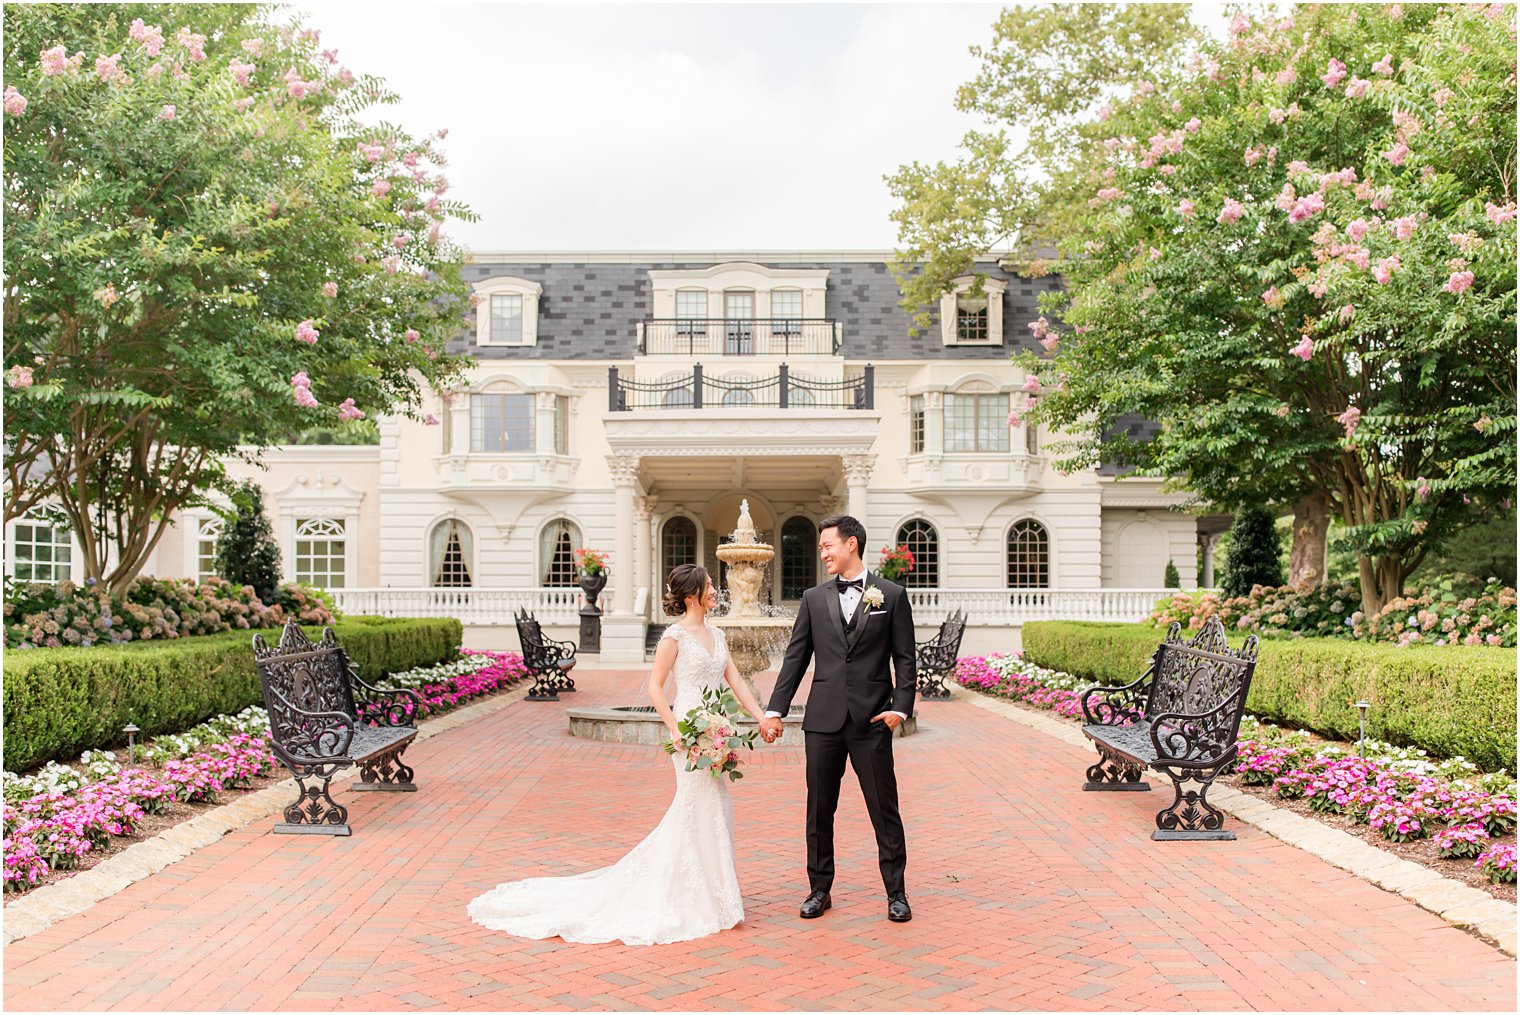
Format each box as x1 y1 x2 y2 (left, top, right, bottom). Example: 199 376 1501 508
637 319 841 356
608 363 874 411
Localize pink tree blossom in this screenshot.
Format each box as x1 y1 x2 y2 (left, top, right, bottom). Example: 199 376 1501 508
1217 197 1245 224
1444 270 1475 294
370 179 390 197
158 104 176 121
1290 336 1314 361
321 282 338 298
424 414 441 426
405 328 420 343
1372 53 1395 76
1486 201 1516 225
1382 141 1409 166
1040 334 1059 354
1176 198 1195 218
8 365 35 388
1336 406 1362 437
357 142 384 162
1344 77 1371 98
1022 374 1041 393
95 53 123 81
241 38 263 56
129 19 165 56
3 86 27 116
1261 286 1285 309
1321 58 1348 88
336 398 365 421
1338 304 1356 323
229 60 255 86
1392 215 1419 241
1372 255 1401 284
295 319 319 344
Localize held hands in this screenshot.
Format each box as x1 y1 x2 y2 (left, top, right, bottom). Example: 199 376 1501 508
871 711 904 731
757 716 784 744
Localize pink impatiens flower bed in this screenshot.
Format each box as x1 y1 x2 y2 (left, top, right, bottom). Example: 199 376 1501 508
4 650 527 894
955 652 1518 886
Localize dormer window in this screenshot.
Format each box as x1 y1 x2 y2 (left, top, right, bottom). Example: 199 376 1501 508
473 275 543 347
940 275 1007 347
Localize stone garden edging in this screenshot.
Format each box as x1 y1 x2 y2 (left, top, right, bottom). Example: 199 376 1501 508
1 680 535 947
953 689 1519 957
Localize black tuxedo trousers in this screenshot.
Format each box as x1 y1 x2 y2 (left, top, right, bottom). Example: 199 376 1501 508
766 576 917 895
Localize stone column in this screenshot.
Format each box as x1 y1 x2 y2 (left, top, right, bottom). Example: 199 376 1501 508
923 390 945 454
1200 533 1218 589
534 391 557 455
842 455 875 525
634 495 656 615
609 456 640 616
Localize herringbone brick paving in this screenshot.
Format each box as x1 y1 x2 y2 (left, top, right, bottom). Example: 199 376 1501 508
3 668 1514 1011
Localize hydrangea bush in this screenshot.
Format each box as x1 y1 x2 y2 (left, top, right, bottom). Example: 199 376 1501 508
3 575 337 649
1149 577 1516 647
2 648 526 891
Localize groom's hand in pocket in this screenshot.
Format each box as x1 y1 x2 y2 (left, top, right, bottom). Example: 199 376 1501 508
871 712 903 731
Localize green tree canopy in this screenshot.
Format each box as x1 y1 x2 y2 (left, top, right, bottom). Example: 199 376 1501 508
891 3 1517 616
4 4 474 591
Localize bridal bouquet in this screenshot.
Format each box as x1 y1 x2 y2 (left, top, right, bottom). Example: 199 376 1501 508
662 686 759 782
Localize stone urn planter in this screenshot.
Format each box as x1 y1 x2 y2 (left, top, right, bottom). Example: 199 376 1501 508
578 571 608 612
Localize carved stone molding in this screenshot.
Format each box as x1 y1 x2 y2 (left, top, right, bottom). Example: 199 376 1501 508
607 455 642 484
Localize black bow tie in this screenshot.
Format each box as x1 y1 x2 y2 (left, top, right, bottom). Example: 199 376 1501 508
835 577 864 593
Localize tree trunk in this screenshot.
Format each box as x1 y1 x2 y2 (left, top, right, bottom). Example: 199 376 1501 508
1356 551 1407 619
1288 491 1331 588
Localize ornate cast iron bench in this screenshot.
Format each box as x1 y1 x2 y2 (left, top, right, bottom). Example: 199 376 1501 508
916 609 967 700
1079 617 1259 840
252 621 424 836
514 608 577 702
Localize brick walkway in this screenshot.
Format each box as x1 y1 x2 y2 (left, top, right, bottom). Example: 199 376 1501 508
4 668 1514 1011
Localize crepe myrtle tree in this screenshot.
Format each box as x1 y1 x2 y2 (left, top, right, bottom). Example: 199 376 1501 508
3 4 475 593
892 2 1516 616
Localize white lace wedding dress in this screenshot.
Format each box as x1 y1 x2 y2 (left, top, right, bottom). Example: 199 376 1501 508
468 622 744 946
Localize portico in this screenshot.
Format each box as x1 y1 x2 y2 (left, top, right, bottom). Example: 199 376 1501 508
598 408 880 661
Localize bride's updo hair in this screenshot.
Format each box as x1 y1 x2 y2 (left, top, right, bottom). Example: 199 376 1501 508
662 564 709 617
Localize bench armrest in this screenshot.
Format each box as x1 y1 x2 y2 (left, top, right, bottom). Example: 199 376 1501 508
264 683 356 765
543 637 577 661
348 667 424 727
1080 672 1152 726
1149 690 1247 767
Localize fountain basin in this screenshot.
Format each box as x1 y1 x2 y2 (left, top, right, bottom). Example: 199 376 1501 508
566 705 916 745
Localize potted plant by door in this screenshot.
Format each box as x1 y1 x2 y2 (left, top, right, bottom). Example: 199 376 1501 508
876 544 916 583
576 548 610 609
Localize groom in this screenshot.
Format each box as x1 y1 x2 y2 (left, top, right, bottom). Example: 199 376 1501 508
758 515 917 923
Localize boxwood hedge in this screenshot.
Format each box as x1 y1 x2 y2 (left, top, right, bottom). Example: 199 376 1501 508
1021 621 1517 773
3 616 462 772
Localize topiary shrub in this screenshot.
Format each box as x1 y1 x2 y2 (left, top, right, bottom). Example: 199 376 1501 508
1220 504 1285 597
1163 559 1180 588
216 481 283 605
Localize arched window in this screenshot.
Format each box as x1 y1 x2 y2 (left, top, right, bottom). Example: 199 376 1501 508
661 516 698 584
11 507 72 583
429 519 474 587
196 517 224 581
540 518 582 587
722 386 756 407
294 518 347 589
1007 519 1050 588
894 519 938 588
780 516 817 599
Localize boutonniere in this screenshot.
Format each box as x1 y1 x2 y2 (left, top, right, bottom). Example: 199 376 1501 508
862 586 885 610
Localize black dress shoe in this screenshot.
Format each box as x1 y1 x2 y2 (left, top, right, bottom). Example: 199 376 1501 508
799 890 831 919
887 891 912 922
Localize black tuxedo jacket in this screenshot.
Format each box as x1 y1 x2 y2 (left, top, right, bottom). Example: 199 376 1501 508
766 573 917 732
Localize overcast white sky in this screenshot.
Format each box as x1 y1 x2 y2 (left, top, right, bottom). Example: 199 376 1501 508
295 2 1230 254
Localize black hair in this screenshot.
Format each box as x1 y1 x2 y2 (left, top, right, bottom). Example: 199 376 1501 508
818 515 866 560
662 564 710 616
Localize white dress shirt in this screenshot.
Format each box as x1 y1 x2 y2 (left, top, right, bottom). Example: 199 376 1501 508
766 565 908 722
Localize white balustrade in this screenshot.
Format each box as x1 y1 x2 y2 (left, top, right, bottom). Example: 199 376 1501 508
906 588 1176 626
330 587 583 626
332 586 1179 628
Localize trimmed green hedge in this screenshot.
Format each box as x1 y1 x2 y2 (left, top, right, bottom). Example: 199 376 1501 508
3 617 461 772
1022 622 1518 772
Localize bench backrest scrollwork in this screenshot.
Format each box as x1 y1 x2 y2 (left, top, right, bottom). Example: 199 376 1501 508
1144 618 1260 765
252 621 359 762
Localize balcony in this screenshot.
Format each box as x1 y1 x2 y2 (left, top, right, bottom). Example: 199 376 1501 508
608 363 873 411
637 319 841 356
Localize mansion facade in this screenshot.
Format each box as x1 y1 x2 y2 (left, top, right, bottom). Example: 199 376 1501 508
8 252 1221 660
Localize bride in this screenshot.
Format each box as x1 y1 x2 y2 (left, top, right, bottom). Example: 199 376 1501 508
468 563 773 946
